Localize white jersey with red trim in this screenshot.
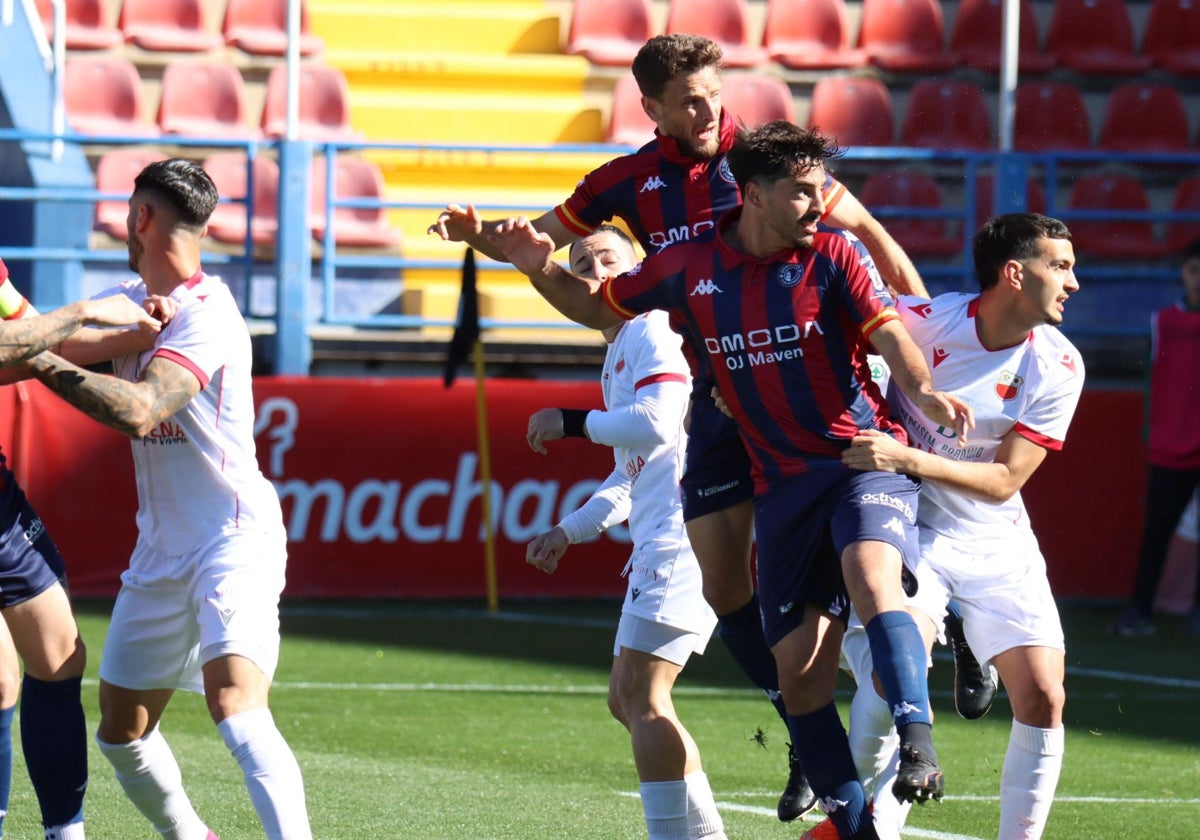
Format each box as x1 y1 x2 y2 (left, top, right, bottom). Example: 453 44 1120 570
891 293 1085 545
100 273 283 555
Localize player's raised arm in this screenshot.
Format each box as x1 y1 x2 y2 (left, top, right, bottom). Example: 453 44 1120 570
824 189 929 298
429 204 580 264
869 318 974 444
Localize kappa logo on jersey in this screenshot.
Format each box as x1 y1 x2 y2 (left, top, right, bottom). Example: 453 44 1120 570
142 420 189 446
995 369 1024 401
932 347 950 367
718 157 736 184
883 516 906 539
691 278 723 296
892 700 925 719
777 264 805 288
819 796 850 815
910 303 934 319
1060 353 1077 374
639 175 667 193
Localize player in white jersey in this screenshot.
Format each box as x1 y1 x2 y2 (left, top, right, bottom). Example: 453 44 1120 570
25 160 311 840
525 225 723 840
837 213 1084 840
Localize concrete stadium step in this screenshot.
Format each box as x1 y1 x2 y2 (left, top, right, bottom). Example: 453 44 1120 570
308 2 563 55
329 52 592 98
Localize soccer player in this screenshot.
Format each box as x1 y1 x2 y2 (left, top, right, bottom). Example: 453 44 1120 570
525 225 724 840
0 257 166 840
428 34 984 821
838 213 1083 840
21 160 312 840
491 122 973 840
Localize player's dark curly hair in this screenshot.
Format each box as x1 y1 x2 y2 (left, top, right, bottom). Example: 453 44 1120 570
725 121 842 192
134 158 219 230
973 212 1072 291
632 34 724 100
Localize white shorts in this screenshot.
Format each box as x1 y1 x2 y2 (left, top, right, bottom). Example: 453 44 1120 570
907 531 1064 669
620 536 718 644
100 528 287 694
614 613 709 667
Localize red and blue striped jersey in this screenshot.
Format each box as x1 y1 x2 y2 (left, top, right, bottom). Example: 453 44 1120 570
602 208 907 491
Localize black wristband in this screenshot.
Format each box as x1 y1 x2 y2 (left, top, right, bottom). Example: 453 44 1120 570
560 408 589 438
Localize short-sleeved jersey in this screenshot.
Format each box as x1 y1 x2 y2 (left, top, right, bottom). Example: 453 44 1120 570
1147 303 1200 468
102 271 284 555
602 208 905 491
891 293 1085 544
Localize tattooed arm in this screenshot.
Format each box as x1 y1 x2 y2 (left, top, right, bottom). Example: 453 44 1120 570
28 353 200 439
0 296 161 368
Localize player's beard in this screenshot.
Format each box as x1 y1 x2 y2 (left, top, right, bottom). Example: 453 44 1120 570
127 230 143 273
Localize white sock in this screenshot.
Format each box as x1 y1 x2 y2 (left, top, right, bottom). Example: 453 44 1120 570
683 772 724 839
999 720 1064 840
640 779 689 840
96 728 208 840
217 708 312 840
849 684 910 840
44 809 86 840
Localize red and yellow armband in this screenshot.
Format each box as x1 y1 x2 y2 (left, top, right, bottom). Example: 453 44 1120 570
0 261 29 320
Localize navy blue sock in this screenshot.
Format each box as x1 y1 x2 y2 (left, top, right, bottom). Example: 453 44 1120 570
20 675 87 827
786 704 872 837
716 594 788 721
0 704 13 836
865 610 932 728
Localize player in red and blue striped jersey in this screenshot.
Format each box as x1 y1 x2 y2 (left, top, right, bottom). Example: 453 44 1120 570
492 122 974 840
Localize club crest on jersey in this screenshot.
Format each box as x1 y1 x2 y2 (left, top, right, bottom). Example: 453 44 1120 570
615 358 626 373
777 264 804 288
995 369 1024 401
718 157 736 184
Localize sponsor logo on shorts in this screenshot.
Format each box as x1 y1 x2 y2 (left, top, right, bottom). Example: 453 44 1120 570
779 601 794 615
883 516 906 539
698 480 739 498
22 517 44 544
860 491 915 523
631 587 641 602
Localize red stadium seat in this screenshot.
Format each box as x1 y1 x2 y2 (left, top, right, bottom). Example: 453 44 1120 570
861 171 961 258
1098 83 1191 155
310 156 402 249
203 153 281 247
721 73 796 127
565 0 656 67
1013 82 1091 152
1067 173 1165 259
762 0 866 70
950 0 1055 73
157 61 260 140
34 0 122 50
118 0 222 52
607 73 657 148
1142 0 1200 76
93 148 168 240
1045 0 1152 75
807 76 894 147
261 63 361 143
972 173 1047 226
64 55 156 137
1166 177 1200 252
222 0 322 56
857 0 957 73
900 80 992 150
665 0 768 68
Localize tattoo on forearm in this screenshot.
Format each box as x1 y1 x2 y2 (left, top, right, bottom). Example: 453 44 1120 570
0 309 81 367
33 357 145 436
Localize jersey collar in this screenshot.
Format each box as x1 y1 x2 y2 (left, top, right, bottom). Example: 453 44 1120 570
714 207 810 270
654 108 737 166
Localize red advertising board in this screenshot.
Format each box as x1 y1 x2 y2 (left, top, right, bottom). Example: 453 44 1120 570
0 378 1155 600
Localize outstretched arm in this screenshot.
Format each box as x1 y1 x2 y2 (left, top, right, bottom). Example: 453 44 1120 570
825 189 929 298
0 296 161 368
869 319 974 444
428 205 580 264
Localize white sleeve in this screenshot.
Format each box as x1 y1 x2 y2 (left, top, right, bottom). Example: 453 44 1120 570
585 379 690 448
557 466 632 544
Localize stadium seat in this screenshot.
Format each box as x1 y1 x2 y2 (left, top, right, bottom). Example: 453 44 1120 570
972 173 1047 226
310 156 402 249
857 0 957 73
118 0 222 52
807 76 894 147
1045 0 1152 75
1098 83 1191 155
950 0 1056 73
261 63 361 143
222 0 323 56
157 61 260 140
1067 173 1165 259
64 55 156 137
565 0 656 67
721 73 796 127
665 0 769 68
607 73 657 148
861 171 961 258
762 0 866 70
900 80 992 150
203 152 281 247
93 148 168 240
34 0 122 50
1013 82 1091 152
1142 0 1200 76
1166 177 1200 252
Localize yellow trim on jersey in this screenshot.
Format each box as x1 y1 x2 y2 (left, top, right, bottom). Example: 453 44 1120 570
861 308 899 339
554 203 594 237
602 281 638 320
821 179 848 221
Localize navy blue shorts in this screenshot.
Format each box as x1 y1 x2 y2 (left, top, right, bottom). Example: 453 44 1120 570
0 497 67 608
754 463 921 648
681 394 754 522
